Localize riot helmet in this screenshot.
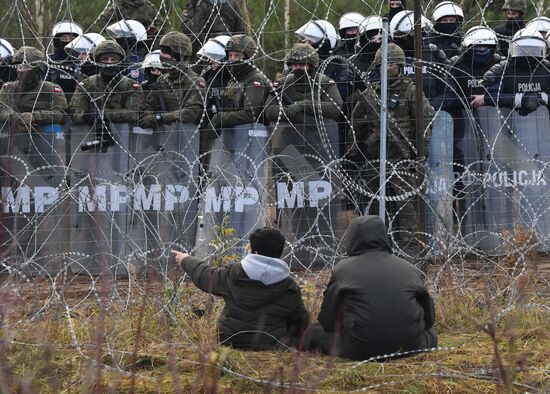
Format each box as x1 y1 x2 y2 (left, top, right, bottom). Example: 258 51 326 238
196 35 231 62
295 20 337 58
338 12 365 39
107 19 147 42
390 10 433 38
461 26 498 64
358 15 384 54
526 16 550 38
142 49 164 83
65 33 106 59
52 20 83 48
432 2 463 35
509 28 546 58
0 38 14 60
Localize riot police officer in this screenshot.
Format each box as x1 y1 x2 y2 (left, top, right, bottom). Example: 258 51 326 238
70 40 142 126
64 33 106 78
139 32 206 128
390 10 450 110
140 49 164 90
207 34 269 130
0 47 67 132
295 19 352 101
353 16 383 74
106 19 148 82
475 28 550 115
448 26 501 111
195 36 231 119
265 43 342 124
0 38 15 89
429 1 464 58
526 16 550 39
494 0 527 56
333 12 365 58
46 20 84 100
351 43 433 257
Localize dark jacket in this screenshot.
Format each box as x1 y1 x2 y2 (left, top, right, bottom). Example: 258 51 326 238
182 254 310 350
317 215 435 359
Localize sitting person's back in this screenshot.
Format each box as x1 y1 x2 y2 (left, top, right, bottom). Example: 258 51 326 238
172 228 309 350
305 215 437 360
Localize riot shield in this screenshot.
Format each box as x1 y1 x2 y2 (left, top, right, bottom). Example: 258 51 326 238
195 123 270 260
68 123 132 275
425 110 454 254
459 106 514 255
270 119 341 268
128 122 200 271
0 123 70 274
508 106 550 251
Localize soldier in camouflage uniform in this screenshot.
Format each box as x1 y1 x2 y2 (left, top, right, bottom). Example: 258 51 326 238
351 44 433 257
96 0 163 39
139 31 206 127
494 0 526 56
70 40 142 125
0 47 67 132
207 34 269 130
265 43 342 124
181 0 244 55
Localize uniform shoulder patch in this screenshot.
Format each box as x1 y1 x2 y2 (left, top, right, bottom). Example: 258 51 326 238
328 79 336 84
130 69 140 79
53 85 64 93
253 81 263 87
132 83 141 90
199 81 206 88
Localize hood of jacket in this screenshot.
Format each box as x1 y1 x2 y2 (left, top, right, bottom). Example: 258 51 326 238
241 254 290 285
344 215 392 256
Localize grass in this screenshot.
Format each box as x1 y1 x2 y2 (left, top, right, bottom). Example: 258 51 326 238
1 257 549 393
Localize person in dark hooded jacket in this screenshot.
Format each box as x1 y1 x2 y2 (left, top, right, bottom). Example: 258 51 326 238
171 227 310 350
304 215 437 360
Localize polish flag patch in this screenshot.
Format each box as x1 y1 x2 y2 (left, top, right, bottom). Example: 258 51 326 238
132 83 141 90
253 81 262 87
199 81 206 88
54 86 63 93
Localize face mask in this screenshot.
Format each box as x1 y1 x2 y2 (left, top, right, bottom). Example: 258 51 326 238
364 41 381 57
99 64 121 82
435 21 460 35
471 48 493 65
17 68 42 89
291 68 308 79
394 36 414 51
227 59 249 76
514 57 540 70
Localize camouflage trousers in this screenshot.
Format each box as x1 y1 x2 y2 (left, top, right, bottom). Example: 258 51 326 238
354 159 421 258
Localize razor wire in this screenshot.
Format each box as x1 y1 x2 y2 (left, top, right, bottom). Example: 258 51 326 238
0 0 550 391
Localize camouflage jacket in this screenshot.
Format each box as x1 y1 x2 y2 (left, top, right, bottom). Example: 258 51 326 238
351 73 433 160
142 67 207 125
213 65 269 128
70 74 143 124
265 71 342 123
0 80 68 126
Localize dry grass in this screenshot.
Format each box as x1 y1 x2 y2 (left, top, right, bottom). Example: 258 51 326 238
1 257 549 393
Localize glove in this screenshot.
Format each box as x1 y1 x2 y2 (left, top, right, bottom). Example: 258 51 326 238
15 112 34 132
209 113 223 130
139 113 156 129
518 92 546 116
161 112 177 125
283 103 302 121
82 111 96 126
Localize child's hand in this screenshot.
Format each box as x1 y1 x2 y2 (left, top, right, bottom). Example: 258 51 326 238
171 250 190 266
